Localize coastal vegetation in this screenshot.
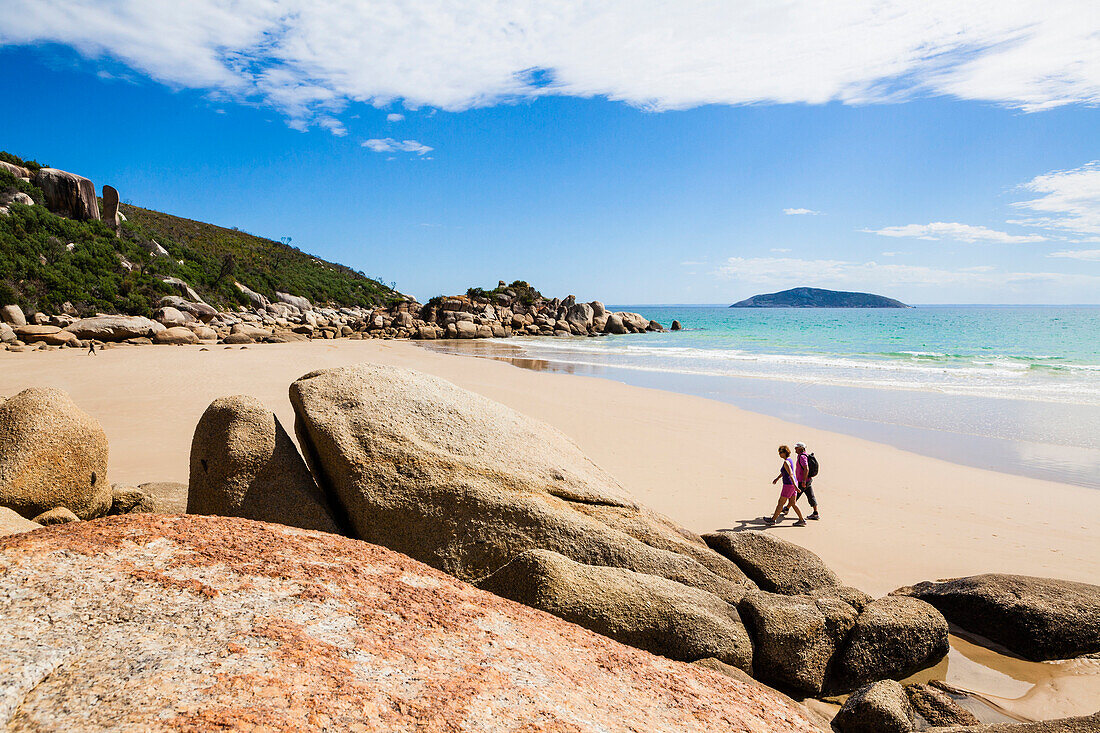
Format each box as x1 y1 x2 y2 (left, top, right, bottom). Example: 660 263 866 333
0 150 399 317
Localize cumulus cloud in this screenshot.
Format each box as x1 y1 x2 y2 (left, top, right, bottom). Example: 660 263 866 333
362 138 433 155
862 222 1047 244
783 208 821 216
1010 161 1100 238
386 113 405 122
1049 249 1100 261
3 1 1100 130
712 256 1099 291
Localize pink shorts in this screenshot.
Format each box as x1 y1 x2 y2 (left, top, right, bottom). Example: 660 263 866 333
780 484 797 499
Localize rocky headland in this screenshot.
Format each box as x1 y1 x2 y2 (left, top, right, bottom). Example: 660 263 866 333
2 365 1098 731
2 152 668 353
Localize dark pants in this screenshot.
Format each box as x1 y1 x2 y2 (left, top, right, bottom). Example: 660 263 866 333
798 483 817 509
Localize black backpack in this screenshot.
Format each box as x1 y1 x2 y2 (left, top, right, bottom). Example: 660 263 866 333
807 452 819 478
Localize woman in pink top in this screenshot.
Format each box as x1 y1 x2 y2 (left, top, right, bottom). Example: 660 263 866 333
765 445 806 526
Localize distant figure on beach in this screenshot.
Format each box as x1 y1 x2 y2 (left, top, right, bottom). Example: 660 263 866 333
87 341 96 356
766 445 805 526
794 442 819 520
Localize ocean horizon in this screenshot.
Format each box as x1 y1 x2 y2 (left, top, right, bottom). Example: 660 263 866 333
423 304 1100 490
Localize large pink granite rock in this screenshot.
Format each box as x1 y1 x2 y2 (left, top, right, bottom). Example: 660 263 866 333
0 514 824 732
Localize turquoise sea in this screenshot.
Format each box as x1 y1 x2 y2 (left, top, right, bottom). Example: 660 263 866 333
424 306 1100 489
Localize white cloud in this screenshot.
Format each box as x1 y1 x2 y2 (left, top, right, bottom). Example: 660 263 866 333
1049 249 1100 261
712 256 1100 291
880 251 902 257
680 260 705 266
770 248 791 253
3 1 1100 130
783 208 821 216
362 138 433 155
862 222 1046 244
317 116 347 136
1010 161 1100 238
386 113 405 122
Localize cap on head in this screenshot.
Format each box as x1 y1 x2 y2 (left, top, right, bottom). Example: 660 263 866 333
794 442 806 449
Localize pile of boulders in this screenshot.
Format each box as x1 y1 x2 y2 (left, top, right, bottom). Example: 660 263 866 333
1 281 668 352
414 286 665 340
4 370 1097 732
183 364 954 701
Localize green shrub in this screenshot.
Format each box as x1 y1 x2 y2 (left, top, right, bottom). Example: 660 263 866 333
1 155 399 316
0 151 45 172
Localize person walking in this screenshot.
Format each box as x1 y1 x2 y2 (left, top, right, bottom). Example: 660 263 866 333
794 442 819 520
765 445 806 526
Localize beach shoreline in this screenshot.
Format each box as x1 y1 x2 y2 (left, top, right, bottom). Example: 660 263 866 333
3 338 1098 719
2 338 1096 592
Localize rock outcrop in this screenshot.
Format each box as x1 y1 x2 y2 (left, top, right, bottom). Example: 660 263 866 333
30 506 80 525
828 595 950 693
704 530 842 594
832 680 915 733
0 387 111 520
893 574 1100 661
187 396 340 534
13 324 78 346
289 363 751 602
738 588 865 695
32 167 100 221
64 315 162 341
0 514 826 732
106 484 157 515
905 682 980 727
0 304 26 327
477 549 754 672
153 326 200 345
927 712 1100 732
102 184 120 234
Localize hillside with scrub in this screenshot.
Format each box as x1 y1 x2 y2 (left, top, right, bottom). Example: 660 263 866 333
0 150 399 317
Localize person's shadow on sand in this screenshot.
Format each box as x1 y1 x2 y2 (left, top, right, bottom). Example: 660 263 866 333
715 517 779 532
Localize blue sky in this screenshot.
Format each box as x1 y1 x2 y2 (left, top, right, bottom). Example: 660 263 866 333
2 2 1099 304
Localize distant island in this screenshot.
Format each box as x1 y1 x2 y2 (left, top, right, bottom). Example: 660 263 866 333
729 287 909 308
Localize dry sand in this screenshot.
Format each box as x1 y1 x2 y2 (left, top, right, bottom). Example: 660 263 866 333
2 339 1098 719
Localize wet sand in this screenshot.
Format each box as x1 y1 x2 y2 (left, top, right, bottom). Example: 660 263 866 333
2 339 1097 719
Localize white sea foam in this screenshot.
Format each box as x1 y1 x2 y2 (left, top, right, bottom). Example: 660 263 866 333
495 337 1100 406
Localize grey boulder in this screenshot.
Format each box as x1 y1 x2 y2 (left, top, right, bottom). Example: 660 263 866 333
0 387 111 520
33 167 100 220
738 587 866 695
704 530 841 594
1 304 26 327
289 363 751 602
478 549 753 672
188 395 340 534
893 574 1100 661
832 680 915 733
64 315 162 341
828 595 949 693
926 712 1100 732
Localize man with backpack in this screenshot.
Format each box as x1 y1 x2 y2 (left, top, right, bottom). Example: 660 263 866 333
794 442 820 520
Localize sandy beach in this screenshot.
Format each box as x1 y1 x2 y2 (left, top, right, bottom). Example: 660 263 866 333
2 339 1098 719
3 339 1096 596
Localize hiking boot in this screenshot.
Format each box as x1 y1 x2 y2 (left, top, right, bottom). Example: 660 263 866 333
807 512 820 520
763 517 776 525
794 519 807 526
